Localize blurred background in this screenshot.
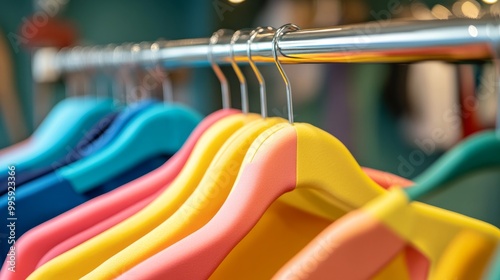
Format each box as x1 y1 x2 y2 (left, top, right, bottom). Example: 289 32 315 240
0 0 499 225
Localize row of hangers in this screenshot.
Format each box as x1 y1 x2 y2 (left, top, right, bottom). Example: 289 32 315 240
1 24 500 279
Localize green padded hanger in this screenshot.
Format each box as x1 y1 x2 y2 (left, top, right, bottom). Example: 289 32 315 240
405 131 500 200
405 58 500 201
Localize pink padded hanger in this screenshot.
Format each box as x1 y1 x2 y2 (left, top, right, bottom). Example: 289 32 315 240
36 186 161 266
116 129 423 280
0 109 238 280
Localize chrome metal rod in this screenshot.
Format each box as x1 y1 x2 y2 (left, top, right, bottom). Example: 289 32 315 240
33 18 500 82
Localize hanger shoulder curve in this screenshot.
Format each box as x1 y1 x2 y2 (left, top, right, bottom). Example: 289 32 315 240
408 131 500 200
0 98 115 169
58 104 202 194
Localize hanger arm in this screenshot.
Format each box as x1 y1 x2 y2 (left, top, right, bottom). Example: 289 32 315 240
407 131 500 201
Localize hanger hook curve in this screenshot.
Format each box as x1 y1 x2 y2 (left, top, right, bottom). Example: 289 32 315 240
248 26 274 118
272 23 300 124
230 30 249 114
208 29 232 109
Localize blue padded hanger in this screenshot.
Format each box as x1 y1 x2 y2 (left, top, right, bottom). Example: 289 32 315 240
79 99 158 156
0 99 157 195
0 97 116 174
57 103 202 193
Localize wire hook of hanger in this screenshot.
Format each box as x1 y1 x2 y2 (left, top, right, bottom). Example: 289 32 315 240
230 30 249 114
248 26 274 119
151 40 174 104
208 29 231 109
272 23 300 124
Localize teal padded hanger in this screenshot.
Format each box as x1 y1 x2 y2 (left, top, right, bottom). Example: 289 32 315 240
405 58 500 201
405 131 500 200
404 55 500 201
0 97 115 171
57 103 202 193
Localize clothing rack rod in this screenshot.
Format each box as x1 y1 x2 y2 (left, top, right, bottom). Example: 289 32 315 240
33 18 500 82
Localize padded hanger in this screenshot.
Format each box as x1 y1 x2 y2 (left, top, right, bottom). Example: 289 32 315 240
58 102 201 194
77 100 159 157
405 59 500 201
27 31 261 280
406 131 500 200
0 97 115 173
113 25 500 280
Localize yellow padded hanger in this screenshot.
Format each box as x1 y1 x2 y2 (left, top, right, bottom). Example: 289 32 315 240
434 230 497 279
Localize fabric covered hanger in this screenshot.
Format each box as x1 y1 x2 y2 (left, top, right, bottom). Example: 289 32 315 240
115 25 500 280
27 30 262 280
404 59 500 201
1 43 239 279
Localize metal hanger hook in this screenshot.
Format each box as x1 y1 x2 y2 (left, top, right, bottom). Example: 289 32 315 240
151 40 174 104
230 30 249 114
272 23 300 124
208 29 232 109
248 26 274 119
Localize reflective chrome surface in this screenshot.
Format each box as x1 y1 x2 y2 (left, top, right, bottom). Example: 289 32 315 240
34 18 500 82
